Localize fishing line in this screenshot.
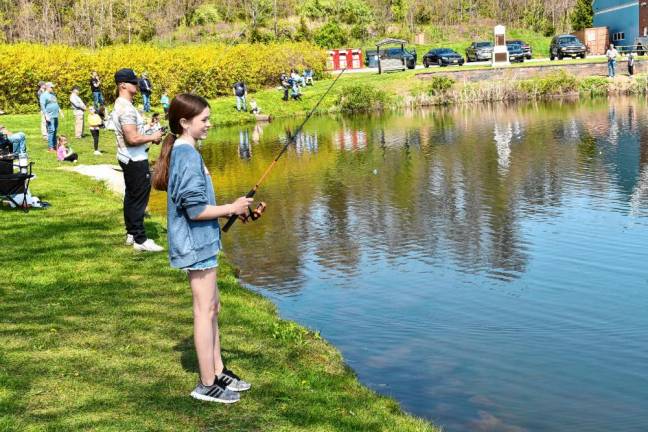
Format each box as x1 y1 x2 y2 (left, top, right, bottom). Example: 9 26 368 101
222 67 346 233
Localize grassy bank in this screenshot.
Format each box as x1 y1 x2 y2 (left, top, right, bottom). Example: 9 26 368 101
0 116 437 431
209 62 646 126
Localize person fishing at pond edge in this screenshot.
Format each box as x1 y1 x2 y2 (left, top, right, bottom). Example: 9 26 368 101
112 68 165 252
152 93 253 404
628 51 635 76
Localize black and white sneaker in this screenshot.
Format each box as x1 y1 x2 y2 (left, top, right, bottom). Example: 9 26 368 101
190 378 240 403
218 368 251 392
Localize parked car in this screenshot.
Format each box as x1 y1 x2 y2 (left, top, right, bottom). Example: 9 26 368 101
508 39 532 59
506 42 525 63
550 35 586 60
465 41 493 62
423 48 465 67
365 47 417 69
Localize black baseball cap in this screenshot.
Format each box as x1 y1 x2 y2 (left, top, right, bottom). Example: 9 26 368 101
114 68 139 85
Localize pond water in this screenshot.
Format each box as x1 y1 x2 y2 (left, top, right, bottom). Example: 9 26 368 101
152 98 648 432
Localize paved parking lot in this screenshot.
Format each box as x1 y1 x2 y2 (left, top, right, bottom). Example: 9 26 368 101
344 55 608 74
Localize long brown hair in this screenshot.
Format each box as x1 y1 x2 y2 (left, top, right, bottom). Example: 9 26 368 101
152 93 211 191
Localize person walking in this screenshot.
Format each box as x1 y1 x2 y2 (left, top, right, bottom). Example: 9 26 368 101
232 81 247 112
40 82 61 152
606 44 619 78
112 68 164 252
90 71 104 111
70 86 86 139
628 51 636 76
152 93 253 404
139 72 153 113
37 81 48 141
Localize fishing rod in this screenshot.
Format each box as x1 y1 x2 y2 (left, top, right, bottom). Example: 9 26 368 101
222 67 347 232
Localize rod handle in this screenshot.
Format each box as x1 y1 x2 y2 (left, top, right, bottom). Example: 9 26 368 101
222 189 256 233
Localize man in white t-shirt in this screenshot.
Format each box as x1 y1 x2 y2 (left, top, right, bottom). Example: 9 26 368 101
606 44 619 78
112 68 164 252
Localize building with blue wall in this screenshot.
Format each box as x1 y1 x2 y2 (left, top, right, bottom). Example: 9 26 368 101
593 1 642 47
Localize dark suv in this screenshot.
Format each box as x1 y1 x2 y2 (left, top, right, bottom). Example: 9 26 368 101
365 47 417 69
550 35 586 60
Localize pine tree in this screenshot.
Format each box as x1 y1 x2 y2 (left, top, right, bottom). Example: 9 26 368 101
570 0 593 31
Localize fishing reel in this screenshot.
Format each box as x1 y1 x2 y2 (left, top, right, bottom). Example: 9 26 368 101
238 201 267 224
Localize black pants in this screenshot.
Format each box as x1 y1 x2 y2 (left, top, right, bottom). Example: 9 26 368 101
64 152 78 162
119 159 151 244
91 129 99 151
629 64 635 76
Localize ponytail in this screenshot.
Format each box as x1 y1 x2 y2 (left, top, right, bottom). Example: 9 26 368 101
152 134 176 191
152 93 210 191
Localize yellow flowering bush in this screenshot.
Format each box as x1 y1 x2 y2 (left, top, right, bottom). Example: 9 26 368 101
0 42 327 113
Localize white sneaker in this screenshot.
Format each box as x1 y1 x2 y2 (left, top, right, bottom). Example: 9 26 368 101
133 239 164 252
125 234 134 245
94 150 101 155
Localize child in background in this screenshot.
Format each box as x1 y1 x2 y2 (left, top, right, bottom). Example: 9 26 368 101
249 99 261 114
160 91 170 119
148 112 163 133
56 135 78 163
88 106 103 155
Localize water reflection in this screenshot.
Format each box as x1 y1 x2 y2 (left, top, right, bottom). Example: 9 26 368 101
150 98 648 432
238 129 251 160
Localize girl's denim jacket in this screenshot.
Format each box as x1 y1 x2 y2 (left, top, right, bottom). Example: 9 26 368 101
167 142 220 268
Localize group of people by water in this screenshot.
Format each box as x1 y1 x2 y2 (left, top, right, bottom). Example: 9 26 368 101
606 44 635 78
8 67 260 404
34 72 169 163
232 67 315 114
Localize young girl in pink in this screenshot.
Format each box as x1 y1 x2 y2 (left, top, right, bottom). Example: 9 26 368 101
56 136 78 163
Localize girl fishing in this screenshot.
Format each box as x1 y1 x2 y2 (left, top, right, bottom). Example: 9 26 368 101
152 93 253 403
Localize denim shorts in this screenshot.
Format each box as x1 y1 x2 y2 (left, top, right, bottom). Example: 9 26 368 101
182 255 218 272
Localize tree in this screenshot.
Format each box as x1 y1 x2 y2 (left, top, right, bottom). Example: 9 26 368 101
313 21 347 48
570 0 592 31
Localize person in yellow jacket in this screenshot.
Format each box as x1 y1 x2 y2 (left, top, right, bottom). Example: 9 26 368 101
88 106 103 155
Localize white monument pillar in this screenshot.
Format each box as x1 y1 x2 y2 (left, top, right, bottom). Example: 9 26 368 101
492 25 509 66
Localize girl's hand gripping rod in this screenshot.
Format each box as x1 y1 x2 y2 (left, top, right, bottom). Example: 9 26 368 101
222 68 346 232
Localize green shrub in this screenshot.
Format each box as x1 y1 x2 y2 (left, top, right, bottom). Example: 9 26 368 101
314 22 348 48
630 74 648 95
338 0 374 25
427 76 455 95
337 83 389 112
518 70 578 98
188 4 221 26
579 76 609 97
0 42 327 113
350 24 370 41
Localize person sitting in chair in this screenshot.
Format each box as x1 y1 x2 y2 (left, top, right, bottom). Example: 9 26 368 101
0 124 27 156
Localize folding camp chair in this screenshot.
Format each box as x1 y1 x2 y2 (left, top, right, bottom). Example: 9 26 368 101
0 157 34 212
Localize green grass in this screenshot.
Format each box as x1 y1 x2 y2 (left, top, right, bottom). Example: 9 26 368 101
208 55 620 126
0 115 438 431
